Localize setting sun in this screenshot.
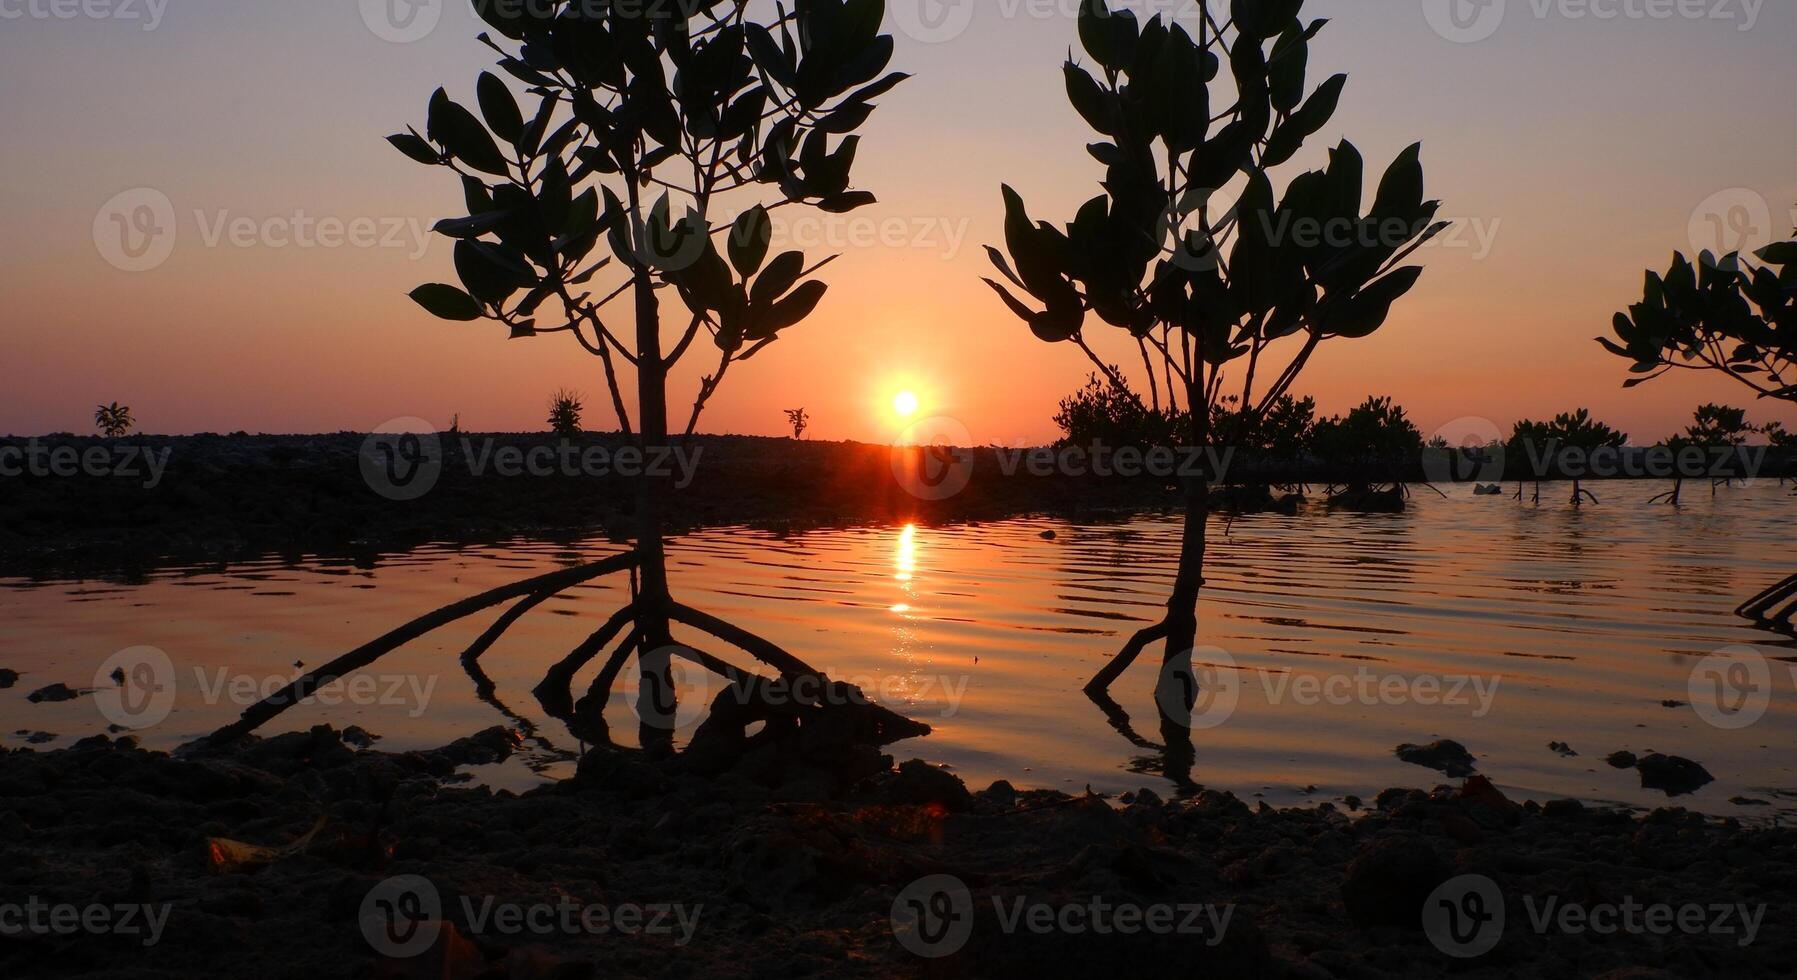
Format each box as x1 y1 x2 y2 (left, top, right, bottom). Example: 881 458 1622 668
892 391 921 418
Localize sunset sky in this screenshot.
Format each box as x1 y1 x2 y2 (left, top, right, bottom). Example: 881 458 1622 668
2 0 1794 444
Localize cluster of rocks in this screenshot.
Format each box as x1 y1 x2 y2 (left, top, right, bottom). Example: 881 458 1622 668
1 726 1790 979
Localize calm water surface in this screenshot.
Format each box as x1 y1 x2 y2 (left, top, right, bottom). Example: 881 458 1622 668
4 483 1795 819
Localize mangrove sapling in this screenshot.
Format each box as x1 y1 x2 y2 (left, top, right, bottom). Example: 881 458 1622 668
983 0 1444 701
1603 235 1797 405
1544 409 1627 506
204 1 923 750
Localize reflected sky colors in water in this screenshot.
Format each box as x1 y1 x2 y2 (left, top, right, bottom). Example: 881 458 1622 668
3 482 1795 818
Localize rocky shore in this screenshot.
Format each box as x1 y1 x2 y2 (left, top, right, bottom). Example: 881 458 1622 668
2 728 1790 979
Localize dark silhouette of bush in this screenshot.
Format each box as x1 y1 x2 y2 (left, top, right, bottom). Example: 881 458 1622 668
1309 396 1421 467
94 402 134 439
239 0 926 751
547 389 584 436
982 0 1443 701
1602 233 1796 403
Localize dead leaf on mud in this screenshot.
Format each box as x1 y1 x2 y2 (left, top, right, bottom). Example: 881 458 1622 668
205 814 327 874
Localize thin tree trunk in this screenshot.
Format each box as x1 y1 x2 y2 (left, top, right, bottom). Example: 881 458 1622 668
628 181 677 746
1162 383 1212 664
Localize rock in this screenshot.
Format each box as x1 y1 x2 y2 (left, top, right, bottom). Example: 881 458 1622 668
0 669 18 689
1039 530 1057 540
341 726 380 749
1605 751 1638 769
1395 740 1477 778
883 759 973 811
1543 799 1586 820
1341 835 1452 929
1548 741 1578 757
980 780 1017 808
1635 754 1714 796
26 683 82 704
1659 699 1686 709
1459 775 1521 828
1131 787 1163 808
1343 794 1363 811
1375 787 1426 811
1438 812 1483 844
432 727 522 767
1730 797 1770 806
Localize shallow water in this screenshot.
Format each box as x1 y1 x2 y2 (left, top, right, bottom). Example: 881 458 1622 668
4 482 1795 819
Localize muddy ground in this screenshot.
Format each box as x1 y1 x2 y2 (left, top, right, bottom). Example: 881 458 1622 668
1 728 1790 979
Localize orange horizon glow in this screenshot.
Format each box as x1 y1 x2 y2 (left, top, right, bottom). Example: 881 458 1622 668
2 6 1795 445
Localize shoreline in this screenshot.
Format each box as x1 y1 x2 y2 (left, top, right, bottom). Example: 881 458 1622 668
3 432 1788 574
1 729 1789 979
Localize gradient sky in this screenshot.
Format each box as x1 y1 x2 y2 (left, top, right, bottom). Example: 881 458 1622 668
2 0 1794 444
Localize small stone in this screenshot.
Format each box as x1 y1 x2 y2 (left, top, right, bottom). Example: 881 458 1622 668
1548 741 1577 757
26 684 81 704
0 669 17 689
1636 753 1714 796
980 780 1017 808
1543 799 1585 820
1395 740 1477 778
1605 751 1637 769
884 759 973 811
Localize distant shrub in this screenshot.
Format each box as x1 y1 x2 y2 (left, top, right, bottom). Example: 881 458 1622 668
94 402 134 438
785 408 810 440
1311 397 1422 463
1053 374 1186 449
547 390 584 437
